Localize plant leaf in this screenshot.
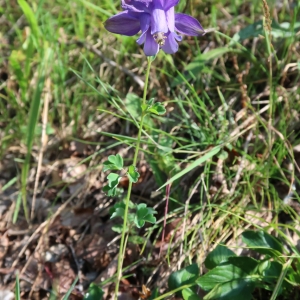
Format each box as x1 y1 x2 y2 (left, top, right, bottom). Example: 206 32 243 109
148 102 166 115
262 261 282 283
17 0 39 40
227 257 259 274
125 93 142 118
110 202 125 219
134 203 157 228
107 173 121 188
182 288 201 300
169 263 199 291
204 245 236 270
196 263 254 291
242 230 283 257
127 165 140 183
203 279 255 300
103 154 123 171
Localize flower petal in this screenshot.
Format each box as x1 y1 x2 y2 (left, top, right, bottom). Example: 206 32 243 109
165 6 175 32
105 11 141 36
163 0 179 11
144 30 159 56
151 8 168 34
161 32 179 54
122 0 151 13
175 13 205 36
136 14 151 45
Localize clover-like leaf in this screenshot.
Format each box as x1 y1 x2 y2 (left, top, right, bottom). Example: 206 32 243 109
111 224 124 233
142 98 155 113
148 102 166 115
102 184 117 197
110 202 125 219
134 203 157 228
127 165 140 183
107 173 121 188
103 154 123 171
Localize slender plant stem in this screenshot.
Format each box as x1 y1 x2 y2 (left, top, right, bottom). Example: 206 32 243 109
114 56 153 299
270 258 292 300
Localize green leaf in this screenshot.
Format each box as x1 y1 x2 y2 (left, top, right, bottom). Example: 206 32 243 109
258 260 271 275
110 202 125 219
169 263 199 291
242 230 283 257
127 212 136 224
134 203 157 228
111 224 124 233
147 102 166 115
110 207 124 219
204 245 236 270
196 263 254 291
127 165 140 183
103 154 124 171
102 184 117 197
107 173 121 188
84 283 104 300
128 235 146 244
142 98 154 112
287 259 300 285
17 0 39 40
227 257 259 274
182 288 201 300
262 261 282 283
203 279 255 300
125 93 142 118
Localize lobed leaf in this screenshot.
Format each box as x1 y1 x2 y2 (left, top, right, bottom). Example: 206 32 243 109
127 165 140 183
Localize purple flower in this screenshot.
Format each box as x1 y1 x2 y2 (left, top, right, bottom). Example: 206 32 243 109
104 0 205 56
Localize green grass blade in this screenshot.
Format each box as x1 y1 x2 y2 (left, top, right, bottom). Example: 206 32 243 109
75 0 113 17
157 145 221 191
0 177 17 192
17 0 39 40
62 276 78 300
15 271 21 300
13 48 53 223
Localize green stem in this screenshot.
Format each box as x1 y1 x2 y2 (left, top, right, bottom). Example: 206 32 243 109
114 56 153 298
270 258 292 300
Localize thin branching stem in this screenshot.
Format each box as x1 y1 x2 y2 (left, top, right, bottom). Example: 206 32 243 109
114 56 153 299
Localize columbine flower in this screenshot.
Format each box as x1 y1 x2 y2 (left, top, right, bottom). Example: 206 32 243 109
104 0 205 56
